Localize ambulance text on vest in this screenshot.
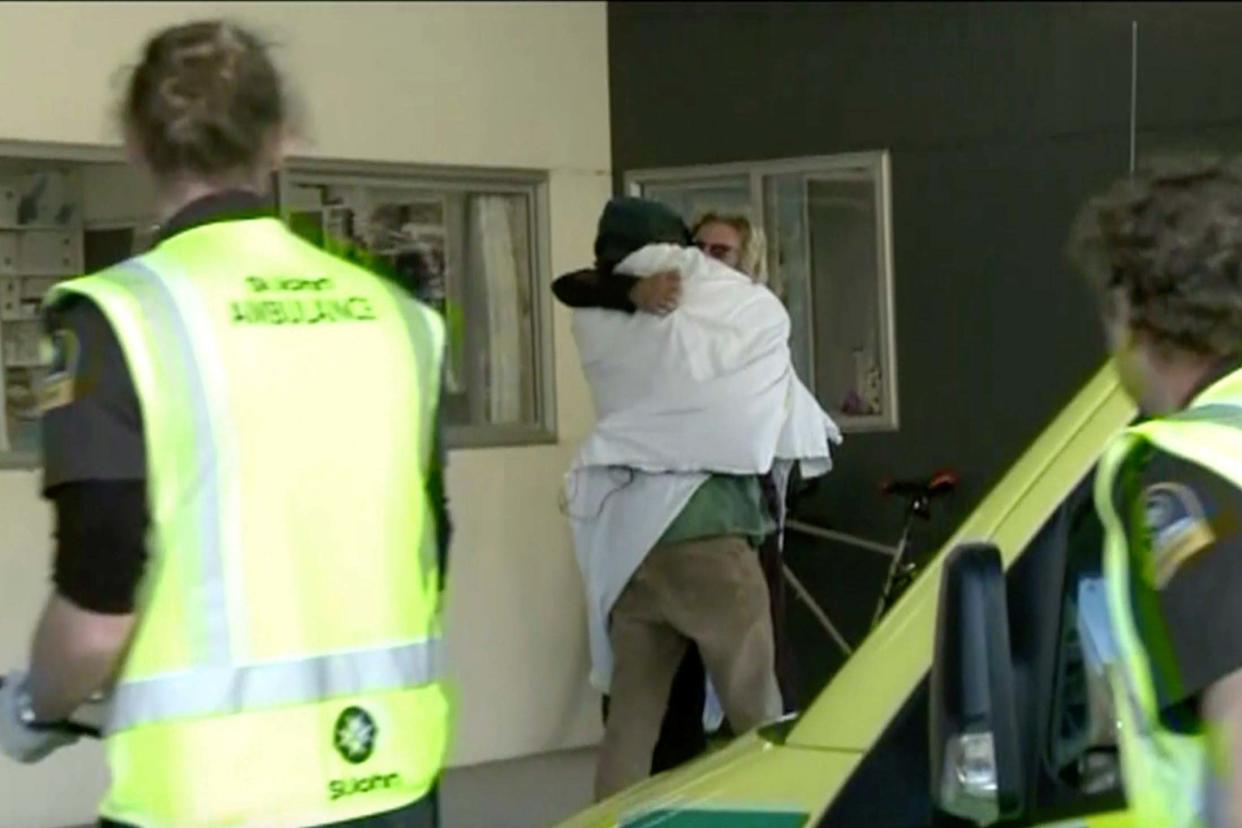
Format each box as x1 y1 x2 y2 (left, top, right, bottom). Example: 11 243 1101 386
231 275 378 326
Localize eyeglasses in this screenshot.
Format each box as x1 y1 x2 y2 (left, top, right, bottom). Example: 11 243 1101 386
695 241 739 260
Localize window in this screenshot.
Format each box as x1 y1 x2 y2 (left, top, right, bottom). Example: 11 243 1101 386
626 152 898 432
0 144 153 468
0 147 555 468
280 161 555 448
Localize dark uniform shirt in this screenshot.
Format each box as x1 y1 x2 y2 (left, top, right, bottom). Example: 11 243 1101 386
41 190 452 618
1113 357 1242 733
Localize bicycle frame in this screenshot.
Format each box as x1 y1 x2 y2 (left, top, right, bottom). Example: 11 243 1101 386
784 494 925 657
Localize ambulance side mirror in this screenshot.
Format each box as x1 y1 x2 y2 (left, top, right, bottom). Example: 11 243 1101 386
929 543 1024 825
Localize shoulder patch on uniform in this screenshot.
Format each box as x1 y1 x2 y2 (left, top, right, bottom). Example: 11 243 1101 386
37 329 80 413
1142 482 1217 588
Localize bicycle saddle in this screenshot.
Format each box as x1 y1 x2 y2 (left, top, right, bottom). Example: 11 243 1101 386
880 469 958 499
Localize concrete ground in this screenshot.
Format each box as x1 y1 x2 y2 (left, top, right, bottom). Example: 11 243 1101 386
440 747 597 828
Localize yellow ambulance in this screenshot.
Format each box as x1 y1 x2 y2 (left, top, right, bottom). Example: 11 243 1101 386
560 363 1135 828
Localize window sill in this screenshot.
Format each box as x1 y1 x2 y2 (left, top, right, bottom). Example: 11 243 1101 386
833 412 900 434
445 424 558 450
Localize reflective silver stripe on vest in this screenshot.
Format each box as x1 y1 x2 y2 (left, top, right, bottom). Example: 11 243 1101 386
115 260 233 665
108 637 443 733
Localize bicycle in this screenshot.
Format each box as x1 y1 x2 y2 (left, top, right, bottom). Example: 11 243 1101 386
780 469 958 659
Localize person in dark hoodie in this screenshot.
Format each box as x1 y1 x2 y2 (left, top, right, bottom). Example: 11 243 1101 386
558 199 709 777
559 198 790 797
553 197 688 315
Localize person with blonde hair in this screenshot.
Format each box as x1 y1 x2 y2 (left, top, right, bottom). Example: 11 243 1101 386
691 211 769 285
690 211 800 736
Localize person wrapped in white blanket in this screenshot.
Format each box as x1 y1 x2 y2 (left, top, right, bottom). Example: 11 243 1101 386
560 198 842 799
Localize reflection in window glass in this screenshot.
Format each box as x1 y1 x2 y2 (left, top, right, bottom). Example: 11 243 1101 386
285 178 540 433
806 175 884 420
1 158 155 464
763 174 815 387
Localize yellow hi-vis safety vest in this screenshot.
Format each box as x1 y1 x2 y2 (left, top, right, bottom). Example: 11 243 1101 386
1095 366 1242 828
46 217 448 828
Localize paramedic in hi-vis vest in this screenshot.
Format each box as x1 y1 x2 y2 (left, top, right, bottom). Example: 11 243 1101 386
1070 157 1242 828
0 20 452 828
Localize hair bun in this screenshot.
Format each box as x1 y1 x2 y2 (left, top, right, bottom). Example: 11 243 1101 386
123 20 285 179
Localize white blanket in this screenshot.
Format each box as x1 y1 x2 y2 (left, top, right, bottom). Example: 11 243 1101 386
565 244 842 689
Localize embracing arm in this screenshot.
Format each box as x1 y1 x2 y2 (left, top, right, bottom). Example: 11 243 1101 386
551 267 682 315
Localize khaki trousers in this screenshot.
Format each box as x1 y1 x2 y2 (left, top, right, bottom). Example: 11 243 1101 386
594 535 783 800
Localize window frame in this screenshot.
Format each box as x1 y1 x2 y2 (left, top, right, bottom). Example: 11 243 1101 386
279 157 558 449
0 143 559 469
624 150 900 433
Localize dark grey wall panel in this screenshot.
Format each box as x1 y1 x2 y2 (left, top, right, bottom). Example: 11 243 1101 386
606 2 1242 697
